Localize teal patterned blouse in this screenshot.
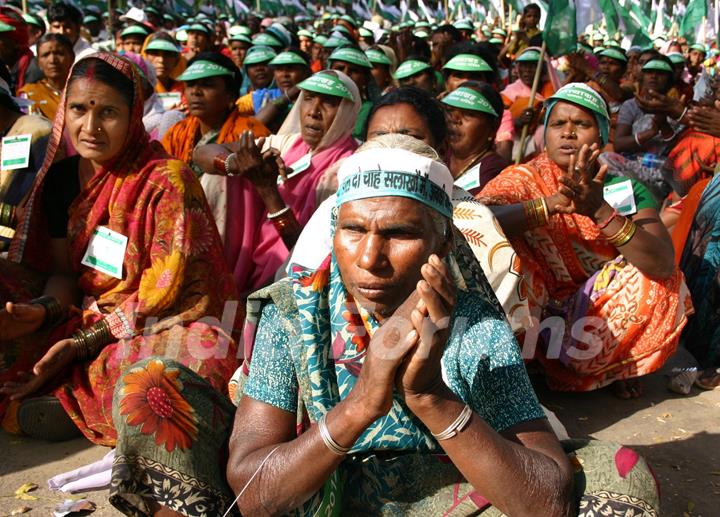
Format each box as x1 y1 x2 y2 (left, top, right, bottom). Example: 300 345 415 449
244 289 545 453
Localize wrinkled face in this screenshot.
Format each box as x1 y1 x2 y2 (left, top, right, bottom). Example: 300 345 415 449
184 76 234 122
37 40 74 82
49 20 79 44
371 63 392 89
186 30 209 52
299 90 342 149
517 61 538 87
334 197 447 320
122 35 145 55
545 102 600 170
599 57 626 82
330 60 368 90
229 40 250 68
273 64 310 91
640 70 672 94
246 62 272 89
399 70 435 93
445 70 485 93
367 103 435 147
65 78 131 165
445 106 495 165
145 49 180 80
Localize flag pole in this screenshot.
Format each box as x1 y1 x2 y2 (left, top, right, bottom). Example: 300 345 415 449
500 0 506 28
516 40 547 165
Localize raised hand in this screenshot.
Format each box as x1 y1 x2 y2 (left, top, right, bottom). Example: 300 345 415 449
549 143 609 218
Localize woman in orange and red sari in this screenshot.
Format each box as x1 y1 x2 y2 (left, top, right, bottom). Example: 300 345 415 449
479 83 693 399
0 53 240 444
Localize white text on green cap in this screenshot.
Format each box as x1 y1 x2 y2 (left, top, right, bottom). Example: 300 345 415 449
443 54 492 72
178 60 234 81
329 47 372 68
297 72 354 101
442 87 498 116
394 60 431 79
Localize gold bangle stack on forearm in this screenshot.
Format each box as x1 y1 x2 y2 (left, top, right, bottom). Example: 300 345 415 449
606 216 637 247
0 202 17 228
30 296 66 327
523 197 549 229
72 320 112 362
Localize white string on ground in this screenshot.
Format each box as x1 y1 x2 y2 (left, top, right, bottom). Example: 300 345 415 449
221 445 281 517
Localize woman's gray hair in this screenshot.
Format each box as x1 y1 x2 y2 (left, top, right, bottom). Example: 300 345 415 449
358 134 451 240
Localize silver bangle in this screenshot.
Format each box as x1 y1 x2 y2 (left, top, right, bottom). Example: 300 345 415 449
318 413 351 456
432 404 473 441
675 106 688 122
224 152 237 176
634 132 642 148
267 206 291 220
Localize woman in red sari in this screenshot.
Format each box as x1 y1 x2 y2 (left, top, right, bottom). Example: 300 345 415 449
0 53 240 444
479 83 693 398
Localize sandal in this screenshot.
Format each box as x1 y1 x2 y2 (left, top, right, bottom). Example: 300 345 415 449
695 368 720 390
667 367 698 396
17 396 82 442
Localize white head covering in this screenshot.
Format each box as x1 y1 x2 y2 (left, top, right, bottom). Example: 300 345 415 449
277 70 360 153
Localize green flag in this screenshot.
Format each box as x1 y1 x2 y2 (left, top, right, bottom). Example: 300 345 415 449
544 0 577 57
681 0 708 41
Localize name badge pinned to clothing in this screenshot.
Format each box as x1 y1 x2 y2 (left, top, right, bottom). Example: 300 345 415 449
279 152 312 184
158 92 182 110
81 226 128 280
603 179 637 216
1 134 32 170
454 164 481 192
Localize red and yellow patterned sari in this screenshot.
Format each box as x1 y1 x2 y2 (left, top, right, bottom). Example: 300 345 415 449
0 53 240 446
479 153 693 391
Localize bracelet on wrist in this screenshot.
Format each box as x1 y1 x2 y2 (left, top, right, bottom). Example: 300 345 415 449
30 296 66 327
596 207 619 230
674 106 688 122
0 202 17 228
72 319 112 362
523 197 549 229
318 413 351 456
212 152 230 175
432 404 473 441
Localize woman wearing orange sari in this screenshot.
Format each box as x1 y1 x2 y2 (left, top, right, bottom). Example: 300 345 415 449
0 53 240 444
479 83 693 398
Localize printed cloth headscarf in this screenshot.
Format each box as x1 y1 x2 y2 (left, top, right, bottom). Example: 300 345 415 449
543 82 610 146
0 6 33 93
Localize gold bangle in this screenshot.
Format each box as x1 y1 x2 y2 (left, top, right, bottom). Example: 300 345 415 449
72 320 112 362
525 198 549 229
607 217 637 247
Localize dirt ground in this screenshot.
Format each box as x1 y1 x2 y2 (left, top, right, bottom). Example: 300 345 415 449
1 366 718 516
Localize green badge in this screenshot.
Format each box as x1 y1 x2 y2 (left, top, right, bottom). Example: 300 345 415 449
297 72 354 101
365 49 391 66
243 46 277 66
178 60 234 81
394 59 431 79
269 51 308 67
642 59 673 73
145 39 181 53
443 53 493 72
329 47 372 68
442 87 498 116
599 48 628 63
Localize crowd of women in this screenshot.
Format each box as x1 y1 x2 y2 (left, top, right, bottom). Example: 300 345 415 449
0 1 718 515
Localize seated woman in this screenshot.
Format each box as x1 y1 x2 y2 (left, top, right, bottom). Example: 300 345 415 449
394 57 438 94
479 83 693 398
192 70 359 297
443 81 509 193
109 137 660 517
18 33 74 121
366 46 395 95
228 33 252 69
0 54 239 443
603 56 685 201
142 33 185 104
236 45 276 107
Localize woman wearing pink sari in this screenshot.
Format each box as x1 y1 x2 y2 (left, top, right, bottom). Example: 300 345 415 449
194 70 359 297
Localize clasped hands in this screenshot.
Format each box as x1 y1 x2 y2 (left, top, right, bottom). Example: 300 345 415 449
225 130 290 188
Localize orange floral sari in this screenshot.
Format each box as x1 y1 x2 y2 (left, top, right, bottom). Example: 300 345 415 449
479 153 693 391
1 53 240 446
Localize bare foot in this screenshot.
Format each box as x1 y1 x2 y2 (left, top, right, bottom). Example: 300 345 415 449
611 378 643 399
695 368 720 390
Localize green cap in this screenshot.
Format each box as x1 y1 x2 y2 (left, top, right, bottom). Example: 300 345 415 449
547 82 609 120
253 32 283 48
443 53 493 72
598 48 627 63
297 72 354 101
83 15 99 24
394 59 431 79
516 49 541 62
187 23 211 35
454 20 473 30
489 37 504 45
340 15 358 28
414 30 429 39
298 29 314 39
243 46 277 65
314 35 328 45
667 52 686 65
145 6 161 16
690 43 707 53
441 86 498 117
178 60 234 81
23 13 44 28
359 27 373 38
322 36 347 48
642 59 673 73
605 40 622 49
333 24 352 37
121 25 149 38
365 48 392 66
491 28 507 37
229 33 252 44
416 21 430 29
329 47 372 68
145 39 181 53
269 51 308 67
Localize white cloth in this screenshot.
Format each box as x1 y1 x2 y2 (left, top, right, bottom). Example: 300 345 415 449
47 450 114 493
142 93 166 137
73 37 97 63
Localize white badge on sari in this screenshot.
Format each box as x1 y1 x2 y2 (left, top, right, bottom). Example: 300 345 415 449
81 226 128 279
454 164 481 192
279 152 312 183
157 92 182 110
1 134 32 170
603 179 637 216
